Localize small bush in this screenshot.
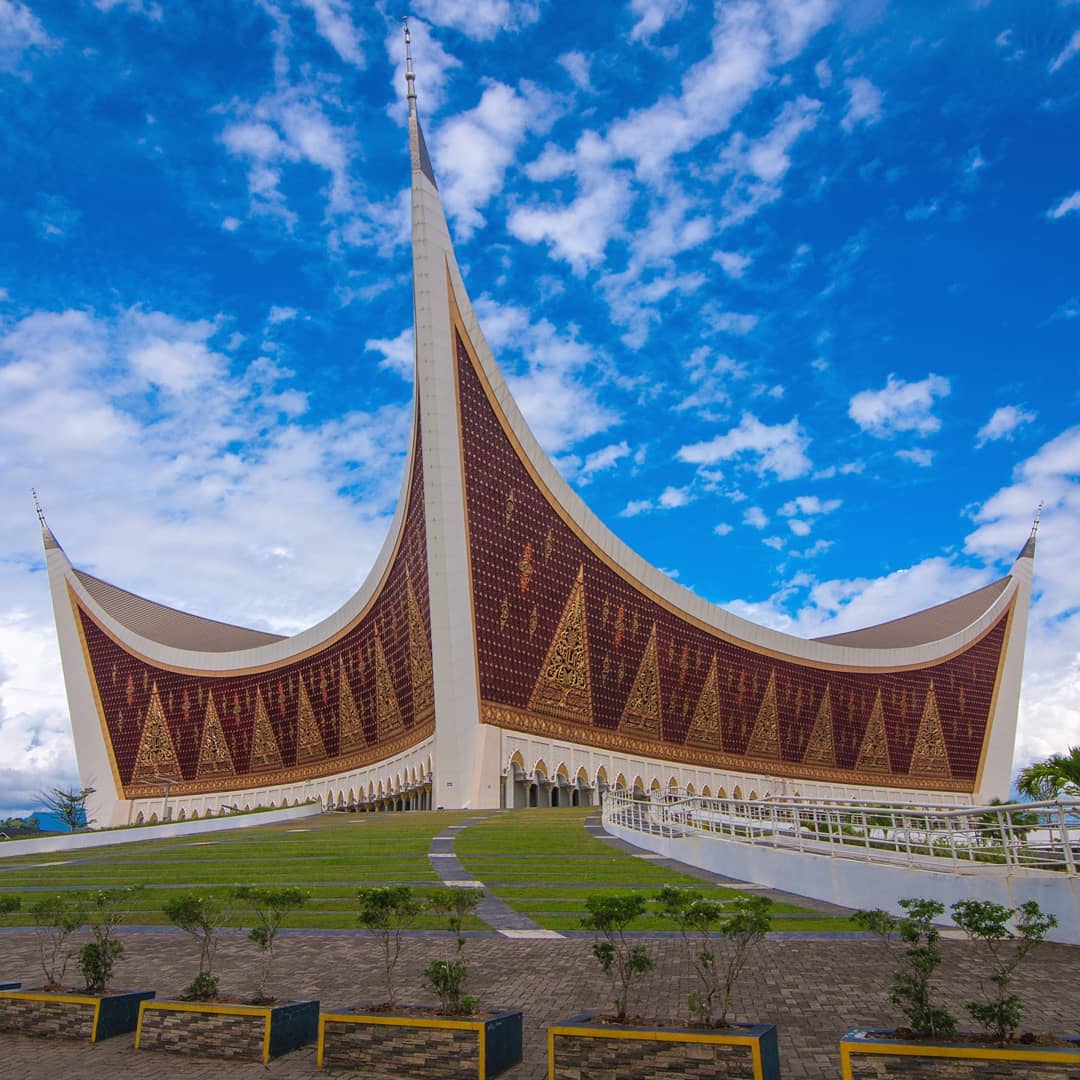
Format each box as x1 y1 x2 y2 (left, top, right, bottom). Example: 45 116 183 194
29 895 83 991
231 886 307 1002
357 885 421 1009
853 899 956 1039
77 887 141 994
582 893 654 1023
951 898 1056 1045
163 893 227 1000
0 896 20 916
424 887 483 1015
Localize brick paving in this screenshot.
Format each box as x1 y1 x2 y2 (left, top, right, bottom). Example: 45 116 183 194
2 929 1079 1078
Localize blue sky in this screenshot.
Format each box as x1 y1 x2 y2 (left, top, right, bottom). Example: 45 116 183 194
1 0 1078 815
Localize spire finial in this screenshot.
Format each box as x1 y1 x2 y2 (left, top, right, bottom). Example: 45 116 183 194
1031 500 1043 540
403 16 417 112
1016 500 1043 560
32 488 46 527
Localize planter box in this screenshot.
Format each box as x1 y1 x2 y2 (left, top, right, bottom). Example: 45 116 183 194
0 988 154 1041
548 1013 780 1080
841 1027 1080 1079
136 998 319 1063
318 1005 523 1079
0 983 19 990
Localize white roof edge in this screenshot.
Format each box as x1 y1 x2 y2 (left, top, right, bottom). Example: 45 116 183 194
52 409 418 673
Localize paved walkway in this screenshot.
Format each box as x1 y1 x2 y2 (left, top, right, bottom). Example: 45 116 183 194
3 931 1080 1079
427 814 559 937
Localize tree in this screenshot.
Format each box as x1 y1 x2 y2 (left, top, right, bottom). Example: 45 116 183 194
357 885 421 1009
656 887 772 1028
37 786 95 831
231 886 306 1002
853 899 956 1040
951 899 1057 1045
77 887 141 994
30 895 83 991
163 893 228 1000
423 887 483 1015
582 893 654 1023
1016 746 1080 801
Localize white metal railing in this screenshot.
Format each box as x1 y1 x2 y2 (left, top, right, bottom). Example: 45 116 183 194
601 789 1080 876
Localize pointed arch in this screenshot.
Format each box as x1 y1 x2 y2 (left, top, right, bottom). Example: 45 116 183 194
732 785 743 800
650 777 662 792
615 772 628 790
685 782 696 795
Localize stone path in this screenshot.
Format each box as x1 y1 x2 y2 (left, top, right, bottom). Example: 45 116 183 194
427 814 560 938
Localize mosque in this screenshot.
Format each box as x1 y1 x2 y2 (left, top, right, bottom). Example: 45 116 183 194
41 36 1034 828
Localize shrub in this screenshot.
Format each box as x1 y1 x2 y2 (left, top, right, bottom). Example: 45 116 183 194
853 899 956 1039
231 886 307 1002
423 887 483 1015
29 895 83 991
0 896 20 916
163 893 227 1000
950 899 1057 1045
655 886 772 1027
357 885 421 1009
77 887 141 994
582 893 654 1023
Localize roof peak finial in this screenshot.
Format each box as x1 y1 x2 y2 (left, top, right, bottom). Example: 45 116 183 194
1031 500 1043 539
403 16 417 113
1016 500 1043 561
32 488 46 527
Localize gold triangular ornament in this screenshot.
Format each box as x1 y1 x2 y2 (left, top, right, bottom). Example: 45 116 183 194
909 681 951 778
407 576 435 718
374 634 405 742
855 690 892 773
295 678 327 765
745 672 781 760
528 565 592 723
197 693 235 780
249 689 283 773
802 687 836 767
338 658 366 754
685 654 721 749
132 682 181 783
618 623 662 739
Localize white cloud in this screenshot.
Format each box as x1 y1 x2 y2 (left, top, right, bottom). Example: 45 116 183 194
848 373 950 438
384 16 461 116
744 505 769 529
296 0 364 66
474 296 619 454
578 441 630 484
221 216 242 232
410 0 541 41
93 0 162 17
620 498 654 517
713 522 733 536
788 518 811 536
976 404 1036 448
778 495 840 517
713 250 752 278
896 447 934 467
0 0 55 75
365 327 414 381
1049 29 1080 73
1052 298 1080 321
708 310 759 335
558 50 591 90
1047 190 1080 220
629 0 688 42
268 305 298 324
433 81 557 239
841 76 884 132
658 484 693 508
678 412 812 480
675 347 747 414
762 535 784 550
814 57 831 87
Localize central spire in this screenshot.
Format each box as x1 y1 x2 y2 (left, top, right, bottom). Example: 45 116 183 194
403 17 417 115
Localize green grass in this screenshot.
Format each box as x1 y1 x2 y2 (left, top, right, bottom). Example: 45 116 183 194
453 809 854 931
0 807 859 933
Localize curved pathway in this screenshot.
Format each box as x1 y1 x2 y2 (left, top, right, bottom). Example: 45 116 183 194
426 813 563 938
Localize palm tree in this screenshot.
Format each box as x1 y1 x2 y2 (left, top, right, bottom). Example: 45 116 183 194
1015 746 1080 801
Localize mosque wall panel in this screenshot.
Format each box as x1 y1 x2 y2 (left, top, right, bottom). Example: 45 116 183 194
74 431 435 800
456 328 1007 794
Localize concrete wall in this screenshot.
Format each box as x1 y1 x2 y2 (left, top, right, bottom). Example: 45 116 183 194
604 819 1080 946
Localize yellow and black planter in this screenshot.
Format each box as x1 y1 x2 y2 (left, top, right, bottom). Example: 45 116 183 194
841 1027 1080 1078
317 1005 524 1079
0 987 154 1041
547 1014 780 1080
135 997 319 1063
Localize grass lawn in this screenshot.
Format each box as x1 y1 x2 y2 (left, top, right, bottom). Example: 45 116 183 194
0 807 859 933
0 811 469 929
454 809 859 932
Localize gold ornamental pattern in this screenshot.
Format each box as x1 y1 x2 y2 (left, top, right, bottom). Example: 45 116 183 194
528 565 593 723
